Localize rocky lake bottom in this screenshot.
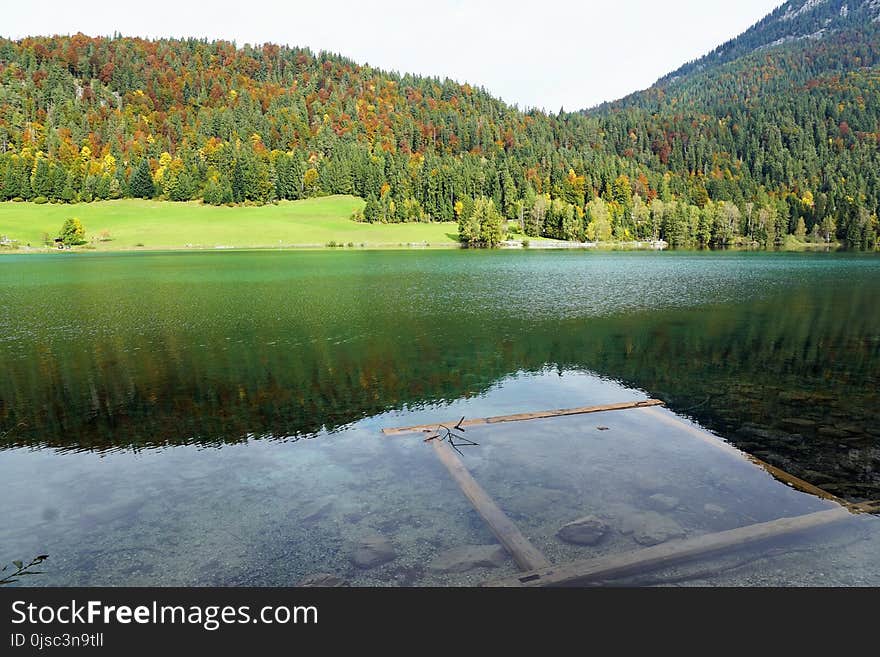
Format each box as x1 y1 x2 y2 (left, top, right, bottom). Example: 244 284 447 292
3 372 878 587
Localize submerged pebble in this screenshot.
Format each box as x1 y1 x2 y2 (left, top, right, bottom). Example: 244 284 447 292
646 494 680 512
619 511 686 546
428 545 508 573
299 497 335 523
556 515 609 545
350 531 396 569
298 573 348 587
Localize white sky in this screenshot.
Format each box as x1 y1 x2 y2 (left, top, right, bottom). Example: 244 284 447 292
3 0 785 110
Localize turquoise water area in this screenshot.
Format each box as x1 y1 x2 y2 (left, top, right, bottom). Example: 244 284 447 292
1 250 878 585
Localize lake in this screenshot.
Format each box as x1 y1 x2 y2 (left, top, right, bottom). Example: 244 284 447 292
1 250 879 586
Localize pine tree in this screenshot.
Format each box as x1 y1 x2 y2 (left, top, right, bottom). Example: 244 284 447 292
501 170 517 220
31 159 53 198
275 154 303 200
478 197 504 247
363 195 382 223
51 166 68 200
203 177 225 205
1 163 18 200
130 160 155 199
231 160 245 203
457 201 480 246
61 172 77 203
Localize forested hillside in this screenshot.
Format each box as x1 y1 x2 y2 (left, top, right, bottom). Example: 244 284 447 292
1 0 878 248
591 0 880 249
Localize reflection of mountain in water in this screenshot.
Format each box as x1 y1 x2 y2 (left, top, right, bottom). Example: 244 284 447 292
0 253 878 499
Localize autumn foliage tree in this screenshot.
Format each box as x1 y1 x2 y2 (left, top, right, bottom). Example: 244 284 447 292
59 217 86 246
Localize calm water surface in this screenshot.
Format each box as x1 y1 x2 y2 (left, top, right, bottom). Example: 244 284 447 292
1 250 878 585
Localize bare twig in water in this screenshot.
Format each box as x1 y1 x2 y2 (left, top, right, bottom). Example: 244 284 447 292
423 419 478 456
1 555 49 585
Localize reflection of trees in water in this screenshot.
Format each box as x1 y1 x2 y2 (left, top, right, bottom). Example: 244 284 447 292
0 281 878 498
561 284 880 500
0 310 521 450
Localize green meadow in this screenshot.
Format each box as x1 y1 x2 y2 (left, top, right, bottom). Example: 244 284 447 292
0 195 461 251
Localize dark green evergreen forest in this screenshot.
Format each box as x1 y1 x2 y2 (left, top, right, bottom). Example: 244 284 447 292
1 0 878 248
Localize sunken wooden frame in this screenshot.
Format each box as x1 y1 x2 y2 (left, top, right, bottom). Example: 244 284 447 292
381 398 664 436
382 399 879 587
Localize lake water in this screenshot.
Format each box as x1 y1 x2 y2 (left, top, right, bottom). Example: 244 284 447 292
1 250 879 586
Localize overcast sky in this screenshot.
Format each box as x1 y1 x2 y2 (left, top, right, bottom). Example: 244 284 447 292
3 0 785 110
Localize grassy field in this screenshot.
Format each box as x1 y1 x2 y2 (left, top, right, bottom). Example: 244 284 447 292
0 196 461 251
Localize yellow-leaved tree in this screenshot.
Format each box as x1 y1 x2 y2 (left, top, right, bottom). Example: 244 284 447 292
60 217 86 246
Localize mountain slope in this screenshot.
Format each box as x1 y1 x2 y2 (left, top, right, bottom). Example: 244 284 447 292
662 0 880 85
603 0 880 111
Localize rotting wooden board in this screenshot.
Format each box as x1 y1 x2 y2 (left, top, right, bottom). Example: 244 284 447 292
852 500 880 513
638 405 844 504
382 399 664 436
432 438 550 572
483 503 876 587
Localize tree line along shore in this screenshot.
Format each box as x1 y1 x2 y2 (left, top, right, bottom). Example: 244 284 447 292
0 196 848 253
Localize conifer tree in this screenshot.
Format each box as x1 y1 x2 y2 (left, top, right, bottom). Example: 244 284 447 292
363 195 382 223
31 159 52 198
130 160 155 199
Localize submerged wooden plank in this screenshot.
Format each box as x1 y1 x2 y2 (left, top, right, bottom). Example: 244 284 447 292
382 398 664 436
638 405 844 504
484 504 867 587
432 438 550 572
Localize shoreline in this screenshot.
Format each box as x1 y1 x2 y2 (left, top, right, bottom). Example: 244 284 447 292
0 198 855 255
0 241 847 255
